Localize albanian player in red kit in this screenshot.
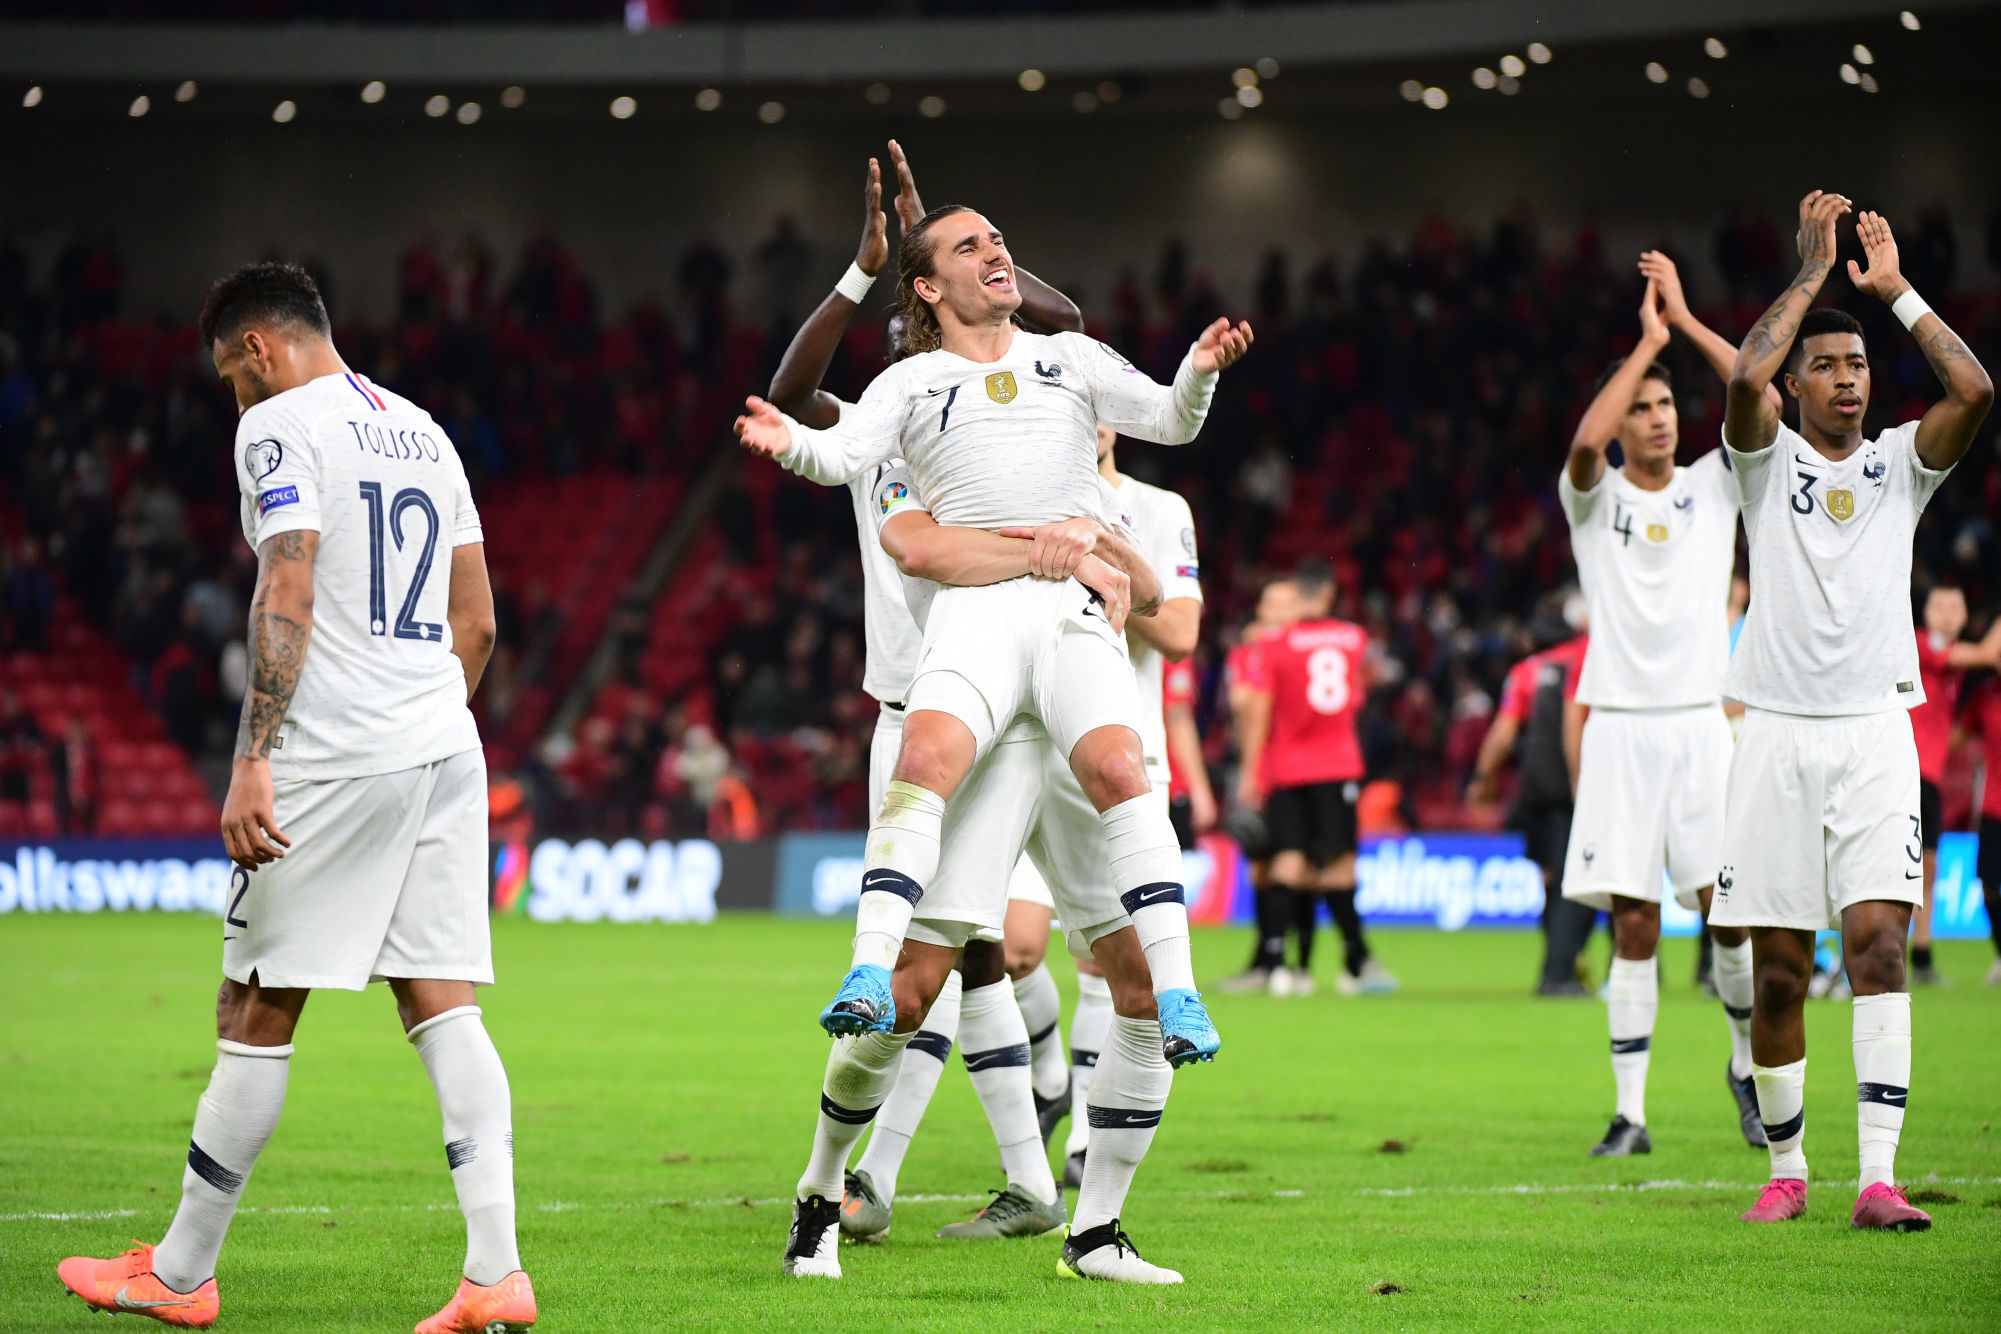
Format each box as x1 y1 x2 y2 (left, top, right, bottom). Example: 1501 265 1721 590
1234 558 1398 997
1908 585 2001 985
1951 677 2001 986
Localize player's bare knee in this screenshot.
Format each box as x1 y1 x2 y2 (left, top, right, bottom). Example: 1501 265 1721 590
1003 938 1045 980
959 939 1007 990
1074 731 1150 808
1611 898 1661 959
1753 956 1811 1015
1846 928 1907 994
1709 921 1750 949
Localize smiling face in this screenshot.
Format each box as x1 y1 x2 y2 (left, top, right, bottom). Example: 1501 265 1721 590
1786 332 1871 438
911 211 1021 330
1619 375 1678 470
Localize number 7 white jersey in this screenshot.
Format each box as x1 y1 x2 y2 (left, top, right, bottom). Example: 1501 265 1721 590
233 370 484 779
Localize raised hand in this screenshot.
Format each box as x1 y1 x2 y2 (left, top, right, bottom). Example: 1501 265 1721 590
1074 553 1130 634
856 158 889 277
1192 317 1255 374
998 516 1099 580
1637 251 1691 326
1637 276 1669 349
1847 210 1910 302
888 139 926 235
734 396 793 458
1795 189 1850 272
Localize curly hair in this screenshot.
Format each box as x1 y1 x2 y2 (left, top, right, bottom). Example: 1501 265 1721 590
891 203 976 359
198 261 330 349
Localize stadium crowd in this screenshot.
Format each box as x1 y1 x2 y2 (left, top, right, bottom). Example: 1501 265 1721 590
4 205 2000 840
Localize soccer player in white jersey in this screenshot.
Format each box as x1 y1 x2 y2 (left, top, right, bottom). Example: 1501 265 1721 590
841 424 1208 1235
1714 193 1992 1231
855 464 1195 1282
761 149 1107 1262
56 265 532 1331
1559 252 1769 1157
736 207 1250 1077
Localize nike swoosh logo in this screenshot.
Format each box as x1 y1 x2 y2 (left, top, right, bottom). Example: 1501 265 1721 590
1132 888 1177 905
115 1287 192 1312
1905 871 1922 880
1674 497 1693 509
861 874 899 888
924 386 954 396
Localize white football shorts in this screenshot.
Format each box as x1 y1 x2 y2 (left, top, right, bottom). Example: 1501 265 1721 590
905 576 1144 763
223 748 491 990
1709 708 1925 932
1563 703 1734 911
906 728 1151 957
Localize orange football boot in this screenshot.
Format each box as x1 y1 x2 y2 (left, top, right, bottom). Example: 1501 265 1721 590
56 1242 218 1328
414 1271 537 1334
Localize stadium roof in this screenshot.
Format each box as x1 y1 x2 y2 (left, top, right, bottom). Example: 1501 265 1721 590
2 0 1991 84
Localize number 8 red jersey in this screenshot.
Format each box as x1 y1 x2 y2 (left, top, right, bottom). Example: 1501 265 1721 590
1242 617 1368 789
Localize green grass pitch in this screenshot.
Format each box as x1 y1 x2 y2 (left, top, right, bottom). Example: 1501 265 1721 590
3 912 1998 1331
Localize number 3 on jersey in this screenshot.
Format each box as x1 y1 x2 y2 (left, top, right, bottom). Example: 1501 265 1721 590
358 481 444 641
1306 646 1351 714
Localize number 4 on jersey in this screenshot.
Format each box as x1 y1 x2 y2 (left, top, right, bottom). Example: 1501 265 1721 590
358 481 444 641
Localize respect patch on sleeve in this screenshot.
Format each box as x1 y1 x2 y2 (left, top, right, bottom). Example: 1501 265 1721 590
257 485 300 515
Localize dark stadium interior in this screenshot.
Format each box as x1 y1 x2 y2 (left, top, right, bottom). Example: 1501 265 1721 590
4 1 2000 843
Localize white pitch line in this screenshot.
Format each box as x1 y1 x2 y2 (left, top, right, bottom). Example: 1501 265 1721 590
10 1177 1994 1225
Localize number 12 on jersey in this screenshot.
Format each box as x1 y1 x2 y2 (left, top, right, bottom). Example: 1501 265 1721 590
358 481 444 642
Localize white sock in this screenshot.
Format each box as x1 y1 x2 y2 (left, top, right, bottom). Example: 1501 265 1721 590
152 1040 291 1293
851 781 945 971
855 971 961 1203
1606 956 1656 1126
1013 963 1069 1103
1753 1058 1808 1181
1064 973 1114 1159
798 1030 911 1201
1854 992 1911 1191
1073 1015 1172 1233
1101 794 1194 995
1713 938 1755 1081
410 1006 520 1286
958 979 1058 1204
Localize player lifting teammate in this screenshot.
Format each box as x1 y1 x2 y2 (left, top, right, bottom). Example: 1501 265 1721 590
761 147 1100 1260
57 265 531 1330
1234 558 1395 996
1559 250 1766 1156
1714 193 1992 1230
749 153 1238 1282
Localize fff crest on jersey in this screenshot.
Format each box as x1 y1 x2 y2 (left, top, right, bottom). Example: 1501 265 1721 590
244 438 283 482
985 371 1018 404
1826 489 1855 521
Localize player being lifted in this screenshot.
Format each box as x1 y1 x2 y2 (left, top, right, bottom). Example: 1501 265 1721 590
1559 251 1765 1156
761 147 1094 1260
1715 194 1991 1230
757 153 1210 1282
56 265 532 1331
1234 558 1395 996
735 203 1249 1071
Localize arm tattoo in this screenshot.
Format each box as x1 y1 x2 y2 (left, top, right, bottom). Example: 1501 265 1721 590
1738 264 1827 367
1915 322 1978 389
233 534 315 760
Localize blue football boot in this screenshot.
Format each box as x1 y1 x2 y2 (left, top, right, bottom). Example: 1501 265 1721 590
820 964 895 1036
1155 987 1220 1067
